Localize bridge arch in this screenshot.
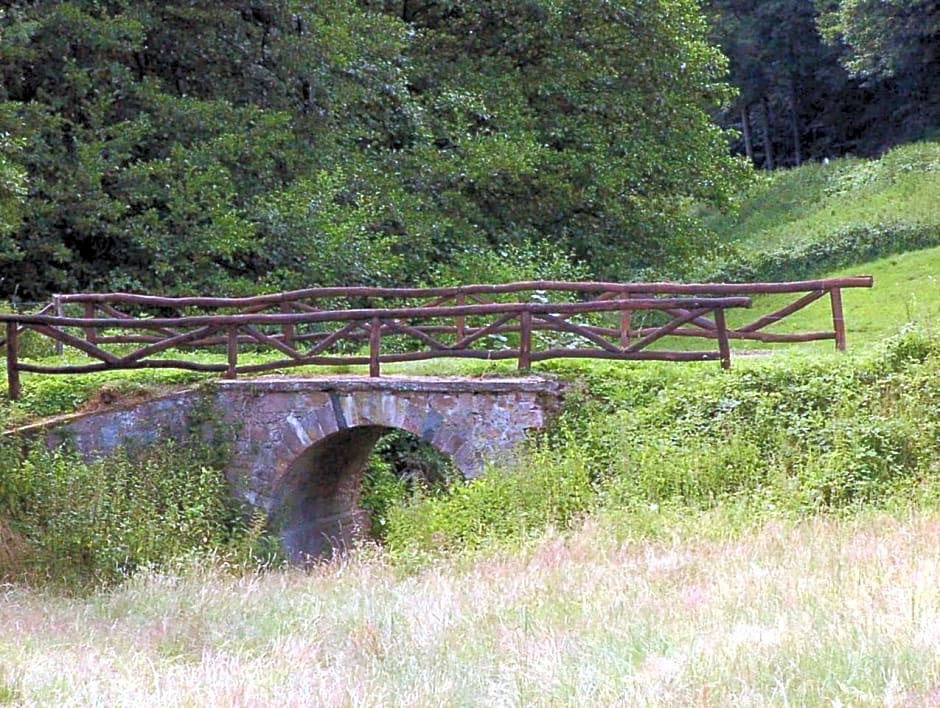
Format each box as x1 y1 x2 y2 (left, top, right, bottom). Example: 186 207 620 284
270 425 460 561
229 378 555 560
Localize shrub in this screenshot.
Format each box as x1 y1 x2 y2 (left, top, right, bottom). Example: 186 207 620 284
0 438 254 588
361 430 460 541
383 436 595 555
428 239 592 287
382 329 940 558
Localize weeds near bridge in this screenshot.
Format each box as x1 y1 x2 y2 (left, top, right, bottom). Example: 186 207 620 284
381 327 940 559
0 438 257 589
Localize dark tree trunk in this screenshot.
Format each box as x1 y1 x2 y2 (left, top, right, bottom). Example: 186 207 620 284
741 104 754 163
761 95 775 170
788 79 803 166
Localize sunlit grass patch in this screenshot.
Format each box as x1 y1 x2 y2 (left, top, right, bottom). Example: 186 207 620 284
2 509 940 705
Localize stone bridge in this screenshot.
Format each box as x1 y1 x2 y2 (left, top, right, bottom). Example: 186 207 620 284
25 376 566 561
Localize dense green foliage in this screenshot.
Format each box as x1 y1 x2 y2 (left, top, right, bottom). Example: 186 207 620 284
361 429 458 539
0 1 935 298
0 438 256 588
0 127 25 236
0 1 415 297
383 330 940 556
0 0 746 299
819 0 939 83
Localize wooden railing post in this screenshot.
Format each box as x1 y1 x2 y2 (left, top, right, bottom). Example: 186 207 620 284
830 287 846 351
226 326 238 379
83 302 98 345
6 321 20 400
518 310 532 370
369 316 381 377
714 307 732 369
53 294 63 355
281 302 294 347
619 298 632 348
455 292 466 343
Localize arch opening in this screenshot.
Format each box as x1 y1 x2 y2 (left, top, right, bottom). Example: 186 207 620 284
361 429 462 541
270 425 462 562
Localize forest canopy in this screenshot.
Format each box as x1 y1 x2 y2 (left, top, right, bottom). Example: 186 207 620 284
0 0 747 299
0 1 936 300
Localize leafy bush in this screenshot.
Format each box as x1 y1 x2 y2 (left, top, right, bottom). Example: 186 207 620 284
0 438 255 588
384 435 595 556
382 329 940 557
360 453 410 540
429 239 592 287
361 430 461 541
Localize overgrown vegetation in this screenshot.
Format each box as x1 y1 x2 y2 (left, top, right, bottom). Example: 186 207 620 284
0 436 261 589
381 328 940 558
0 149 939 702
5 148 940 582
0 0 936 697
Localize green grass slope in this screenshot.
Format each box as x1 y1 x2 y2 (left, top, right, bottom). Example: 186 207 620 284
698 140 940 283
724 244 940 351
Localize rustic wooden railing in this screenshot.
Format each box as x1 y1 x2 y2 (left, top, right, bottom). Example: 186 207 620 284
0 277 872 400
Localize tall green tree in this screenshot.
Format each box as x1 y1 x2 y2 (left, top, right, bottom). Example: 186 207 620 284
0 117 26 242
706 0 872 167
0 17 27 262
819 0 939 80
1 0 748 297
368 0 749 277
819 0 939 143
0 1 414 298
707 0 939 168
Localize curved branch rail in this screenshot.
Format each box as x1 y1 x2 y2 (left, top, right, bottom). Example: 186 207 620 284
0 277 873 400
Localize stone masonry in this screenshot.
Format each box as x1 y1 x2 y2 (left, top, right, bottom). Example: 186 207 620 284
22 376 566 562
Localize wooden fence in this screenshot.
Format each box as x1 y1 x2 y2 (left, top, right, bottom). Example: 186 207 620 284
0 277 872 400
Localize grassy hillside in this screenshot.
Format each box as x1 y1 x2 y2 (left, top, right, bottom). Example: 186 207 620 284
724 244 940 349
709 141 940 253
697 139 940 283
689 140 940 351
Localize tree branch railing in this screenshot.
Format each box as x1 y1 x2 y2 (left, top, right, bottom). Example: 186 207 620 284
0 277 872 400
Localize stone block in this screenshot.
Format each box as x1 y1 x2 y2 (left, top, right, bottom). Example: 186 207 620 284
299 404 339 440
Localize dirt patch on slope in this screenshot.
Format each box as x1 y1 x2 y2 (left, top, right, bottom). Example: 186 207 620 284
76 385 163 415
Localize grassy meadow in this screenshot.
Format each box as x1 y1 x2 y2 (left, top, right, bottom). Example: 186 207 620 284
3 142 940 705
3 509 940 706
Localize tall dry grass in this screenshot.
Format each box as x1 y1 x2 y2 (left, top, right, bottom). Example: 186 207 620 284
2 508 940 706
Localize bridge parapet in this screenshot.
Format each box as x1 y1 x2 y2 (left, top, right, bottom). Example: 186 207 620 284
0 278 874 400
